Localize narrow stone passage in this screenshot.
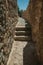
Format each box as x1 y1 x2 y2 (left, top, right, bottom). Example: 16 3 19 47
7 17 32 65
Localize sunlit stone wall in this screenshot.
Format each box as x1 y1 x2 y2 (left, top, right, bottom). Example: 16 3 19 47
0 0 18 65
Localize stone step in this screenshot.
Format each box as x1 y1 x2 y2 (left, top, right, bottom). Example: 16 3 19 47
15 25 30 28
15 27 31 31
15 31 31 36
14 35 31 41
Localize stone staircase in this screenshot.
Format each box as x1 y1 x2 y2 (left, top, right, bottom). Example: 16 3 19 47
14 18 31 41
7 17 32 65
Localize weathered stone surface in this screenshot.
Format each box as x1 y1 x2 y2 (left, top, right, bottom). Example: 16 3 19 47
7 41 27 65
22 0 43 65
0 0 18 65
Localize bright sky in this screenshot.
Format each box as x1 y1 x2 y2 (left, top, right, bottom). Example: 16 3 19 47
17 0 30 10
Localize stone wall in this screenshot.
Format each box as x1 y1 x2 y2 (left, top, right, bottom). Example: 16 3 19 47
39 2 43 64
0 0 18 65
22 0 43 65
